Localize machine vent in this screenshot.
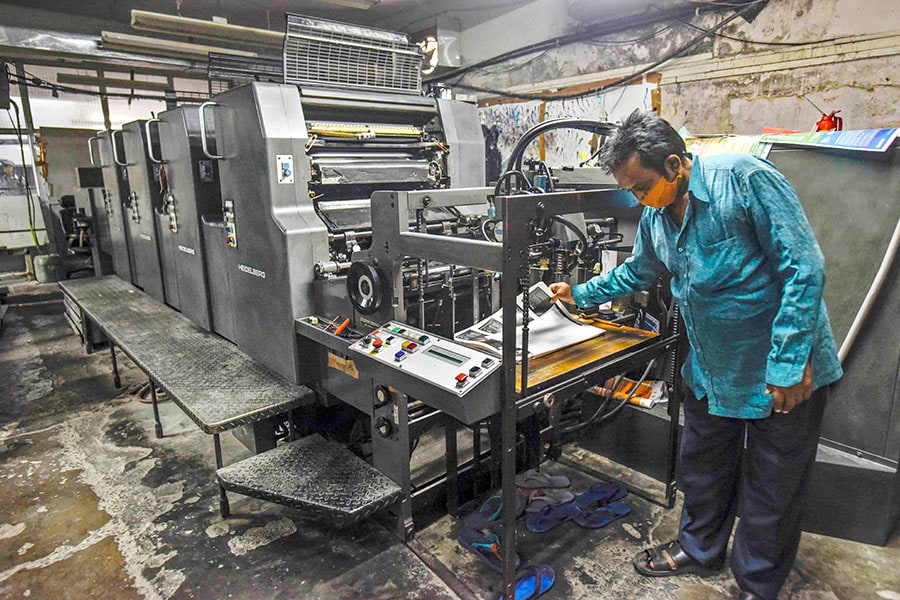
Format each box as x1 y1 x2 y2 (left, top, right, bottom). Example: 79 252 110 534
283 14 423 95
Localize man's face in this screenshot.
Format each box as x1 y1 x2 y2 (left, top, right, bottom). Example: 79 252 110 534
613 153 666 203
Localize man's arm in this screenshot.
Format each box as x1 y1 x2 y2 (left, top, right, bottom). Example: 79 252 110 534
744 166 825 412
552 214 665 308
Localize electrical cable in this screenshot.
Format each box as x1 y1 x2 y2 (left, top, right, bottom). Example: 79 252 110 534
449 3 760 102
1 59 206 104
427 0 763 85
562 375 621 435
550 214 588 266
6 100 40 249
597 358 656 424
677 19 841 46
839 214 900 363
505 118 616 173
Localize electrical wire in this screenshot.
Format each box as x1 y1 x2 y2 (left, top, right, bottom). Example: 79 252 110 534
448 3 761 102
677 19 841 46
1 59 207 104
6 100 40 249
427 1 757 85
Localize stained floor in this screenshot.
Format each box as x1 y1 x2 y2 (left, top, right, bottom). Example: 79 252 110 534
1 281 898 600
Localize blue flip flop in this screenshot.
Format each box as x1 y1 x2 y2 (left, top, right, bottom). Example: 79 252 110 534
515 469 571 489
525 501 581 532
574 481 628 510
458 528 521 574
463 494 527 530
573 500 631 529
524 488 576 513
496 564 556 600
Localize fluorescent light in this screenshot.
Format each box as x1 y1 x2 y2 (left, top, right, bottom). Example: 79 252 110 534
316 0 380 9
130 10 284 47
101 31 259 60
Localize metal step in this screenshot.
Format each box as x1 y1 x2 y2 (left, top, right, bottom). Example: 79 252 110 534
217 434 402 526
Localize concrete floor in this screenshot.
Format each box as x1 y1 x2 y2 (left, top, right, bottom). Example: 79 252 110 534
1 280 898 600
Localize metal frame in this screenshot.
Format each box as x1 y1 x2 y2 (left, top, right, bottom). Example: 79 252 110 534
496 188 683 598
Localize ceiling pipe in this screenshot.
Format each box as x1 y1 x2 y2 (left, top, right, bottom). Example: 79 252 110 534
101 31 259 60
130 10 284 47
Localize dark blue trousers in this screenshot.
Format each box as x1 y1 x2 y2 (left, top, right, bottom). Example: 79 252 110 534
677 387 828 600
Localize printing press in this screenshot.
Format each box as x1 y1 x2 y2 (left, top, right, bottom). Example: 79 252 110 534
84 14 684 557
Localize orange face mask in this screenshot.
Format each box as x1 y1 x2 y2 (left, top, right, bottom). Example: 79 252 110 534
640 172 683 209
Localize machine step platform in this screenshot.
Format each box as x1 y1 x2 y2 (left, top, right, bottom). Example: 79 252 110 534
217 434 402 526
58 276 312 434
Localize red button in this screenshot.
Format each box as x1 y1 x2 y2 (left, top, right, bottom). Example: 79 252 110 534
455 373 468 385
373 339 383 348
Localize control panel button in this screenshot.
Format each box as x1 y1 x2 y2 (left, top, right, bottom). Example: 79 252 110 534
455 373 468 387
481 358 494 369
372 339 383 348
419 335 429 343
401 341 418 352
468 366 482 378
394 351 406 362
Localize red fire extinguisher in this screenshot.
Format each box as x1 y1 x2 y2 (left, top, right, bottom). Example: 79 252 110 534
815 110 843 132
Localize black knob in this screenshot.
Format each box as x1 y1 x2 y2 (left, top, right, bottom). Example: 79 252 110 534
374 385 391 408
375 417 393 438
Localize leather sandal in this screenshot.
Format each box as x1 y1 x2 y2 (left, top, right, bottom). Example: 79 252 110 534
632 540 723 578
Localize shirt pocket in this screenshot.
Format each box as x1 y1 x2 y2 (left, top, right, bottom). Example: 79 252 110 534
692 235 745 292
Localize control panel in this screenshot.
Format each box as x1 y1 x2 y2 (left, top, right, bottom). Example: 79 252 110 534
277 154 294 184
223 199 237 248
128 191 140 223
348 321 501 397
163 191 178 232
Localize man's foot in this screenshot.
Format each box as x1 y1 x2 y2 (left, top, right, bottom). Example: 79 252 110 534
632 540 724 577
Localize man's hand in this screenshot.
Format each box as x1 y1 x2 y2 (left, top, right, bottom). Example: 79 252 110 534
549 282 575 305
766 360 813 414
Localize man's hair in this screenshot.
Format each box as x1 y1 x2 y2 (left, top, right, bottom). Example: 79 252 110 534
598 109 686 174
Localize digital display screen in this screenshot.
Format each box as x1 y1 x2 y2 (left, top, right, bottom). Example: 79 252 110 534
426 345 467 366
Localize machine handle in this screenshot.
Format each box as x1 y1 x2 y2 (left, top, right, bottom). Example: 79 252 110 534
110 130 127 166
87 135 101 166
198 102 224 160
144 119 163 164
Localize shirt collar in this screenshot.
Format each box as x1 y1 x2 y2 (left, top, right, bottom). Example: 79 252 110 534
685 153 710 204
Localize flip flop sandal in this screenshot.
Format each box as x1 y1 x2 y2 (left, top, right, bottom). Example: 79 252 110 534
574 481 628 510
632 540 724 578
463 494 527 530
515 469 571 489
495 564 556 600
458 528 521 574
524 488 576 513
525 501 581 532
573 500 631 529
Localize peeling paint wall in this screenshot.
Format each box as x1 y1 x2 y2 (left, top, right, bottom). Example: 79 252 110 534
458 0 900 134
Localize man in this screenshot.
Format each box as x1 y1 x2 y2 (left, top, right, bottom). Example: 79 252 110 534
0 159 25 194
550 110 842 600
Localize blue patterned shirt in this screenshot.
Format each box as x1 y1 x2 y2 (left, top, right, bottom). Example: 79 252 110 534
572 153 843 418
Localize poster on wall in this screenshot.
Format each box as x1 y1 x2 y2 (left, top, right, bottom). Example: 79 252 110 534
479 83 656 181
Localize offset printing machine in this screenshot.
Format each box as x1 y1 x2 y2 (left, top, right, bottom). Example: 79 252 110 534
120 119 167 304
89 130 135 286
72 19 680 574
147 106 222 331
196 14 485 384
